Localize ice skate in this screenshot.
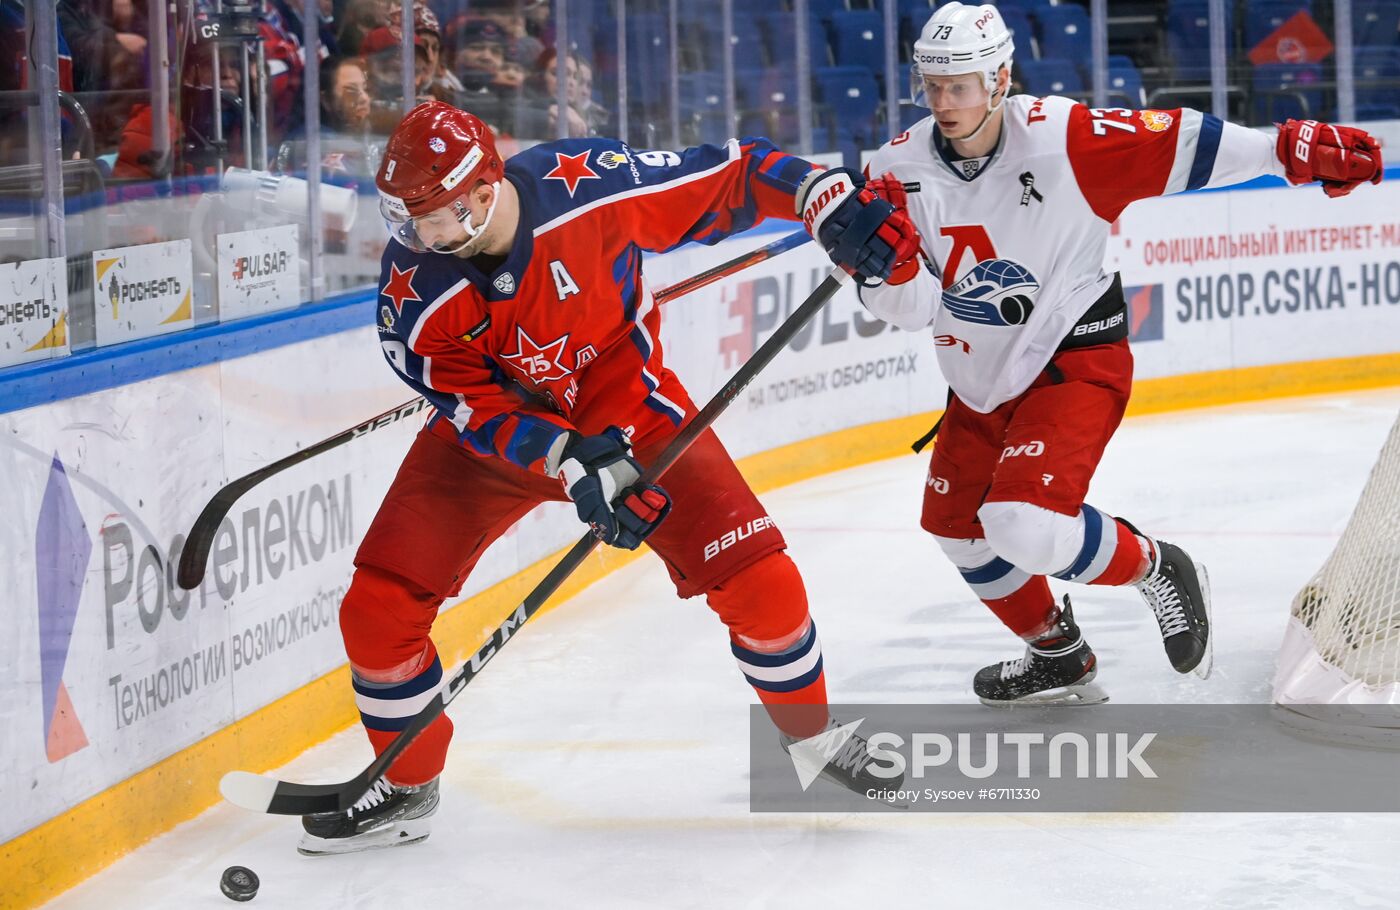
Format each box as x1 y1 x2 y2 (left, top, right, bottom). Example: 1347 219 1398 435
779 717 904 797
298 776 439 856
1130 531 1213 679
974 596 1108 706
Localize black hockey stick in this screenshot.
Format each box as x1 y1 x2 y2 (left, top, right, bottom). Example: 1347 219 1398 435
219 265 855 816
176 229 813 591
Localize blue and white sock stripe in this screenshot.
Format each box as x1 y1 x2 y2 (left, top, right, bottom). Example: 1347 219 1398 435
1054 505 1117 583
731 624 824 694
352 656 444 733
958 555 1036 600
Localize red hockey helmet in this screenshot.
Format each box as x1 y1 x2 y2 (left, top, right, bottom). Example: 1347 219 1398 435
376 101 506 252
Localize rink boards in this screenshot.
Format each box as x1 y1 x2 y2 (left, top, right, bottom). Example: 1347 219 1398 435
2 173 1399 908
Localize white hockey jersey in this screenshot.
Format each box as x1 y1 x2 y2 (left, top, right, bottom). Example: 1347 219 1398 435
860 94 1285 413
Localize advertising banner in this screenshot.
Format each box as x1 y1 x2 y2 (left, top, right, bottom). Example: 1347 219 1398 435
0 257 68 368
216 225 302 321
649 233 950 460
92 240 194 346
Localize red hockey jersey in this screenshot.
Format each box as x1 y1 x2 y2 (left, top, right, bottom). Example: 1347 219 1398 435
376 137 816 474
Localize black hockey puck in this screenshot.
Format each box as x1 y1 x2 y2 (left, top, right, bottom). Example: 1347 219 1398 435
220 866 259 902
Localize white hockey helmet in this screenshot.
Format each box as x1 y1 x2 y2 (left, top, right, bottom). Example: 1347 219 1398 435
910 2 1015 108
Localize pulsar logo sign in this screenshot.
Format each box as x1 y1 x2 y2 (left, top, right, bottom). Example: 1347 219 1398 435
231 250 290 283
92 239 193 345
704 516 777 562
217 225 301 320
719 267 894 372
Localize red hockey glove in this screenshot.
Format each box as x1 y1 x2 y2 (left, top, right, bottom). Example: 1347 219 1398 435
865 172 924 285
553 427 672 550
1276 119 1383 198
799 167 919 286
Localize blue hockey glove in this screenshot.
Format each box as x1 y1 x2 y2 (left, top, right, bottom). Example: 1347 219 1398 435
551 427 672 549
798 167 919 285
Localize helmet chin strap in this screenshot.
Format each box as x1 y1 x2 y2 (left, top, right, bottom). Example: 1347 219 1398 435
431 180 502 256
949 79 1007 144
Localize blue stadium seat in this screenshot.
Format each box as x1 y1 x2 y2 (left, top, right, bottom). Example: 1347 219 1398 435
1017 58 1085 96
737 68 802 146
829 10 886 68
899 103 927 132
1165 1 1217 82
1035 5 1091 62
1000 9 1036 59
761 12 833 69
802 0 851 20
813 65 883 166
1251 63 1325 122
678 71 730 145
1351 1 1399 48
1107 59 1147 108
1245 2 1311 50
1355 46 1400 119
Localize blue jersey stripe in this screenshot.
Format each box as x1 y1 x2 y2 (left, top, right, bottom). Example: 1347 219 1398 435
1186 113 1225 191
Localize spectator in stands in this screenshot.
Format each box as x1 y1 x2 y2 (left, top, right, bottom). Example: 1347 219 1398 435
471 0 528 40
414 4 465 103
274 54 382 189
453 18 508 90
337 0 390 56
362 24 436 130
573 56 608 134
530 47 588 137
323 55 373 135
494 37 535 91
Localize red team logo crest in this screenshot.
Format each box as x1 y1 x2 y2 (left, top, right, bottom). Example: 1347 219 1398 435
502 325 574 383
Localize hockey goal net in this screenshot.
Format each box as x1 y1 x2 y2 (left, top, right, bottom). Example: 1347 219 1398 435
1274 410 1400 746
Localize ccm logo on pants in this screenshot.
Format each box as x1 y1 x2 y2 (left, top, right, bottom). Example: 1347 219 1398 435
704 516 778 562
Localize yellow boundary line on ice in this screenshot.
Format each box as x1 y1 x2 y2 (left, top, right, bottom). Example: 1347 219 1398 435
5 351 1399 908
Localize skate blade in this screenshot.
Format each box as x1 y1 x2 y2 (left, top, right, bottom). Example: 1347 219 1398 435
297 819 432 857
978 680 1110 707
1191 562 1213 680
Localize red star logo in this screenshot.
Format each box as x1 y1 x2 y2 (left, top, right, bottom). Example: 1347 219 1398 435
543 151 601 197
501 326 573 383
382 263 421 314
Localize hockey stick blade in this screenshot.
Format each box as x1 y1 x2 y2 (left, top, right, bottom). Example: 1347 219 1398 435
176 398 432 589
221 268 853 816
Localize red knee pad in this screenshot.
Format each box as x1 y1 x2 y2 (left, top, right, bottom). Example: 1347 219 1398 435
341 566 443 675
705 552 810 646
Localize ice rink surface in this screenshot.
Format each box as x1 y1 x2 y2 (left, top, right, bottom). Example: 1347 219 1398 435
41 388 1400 909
